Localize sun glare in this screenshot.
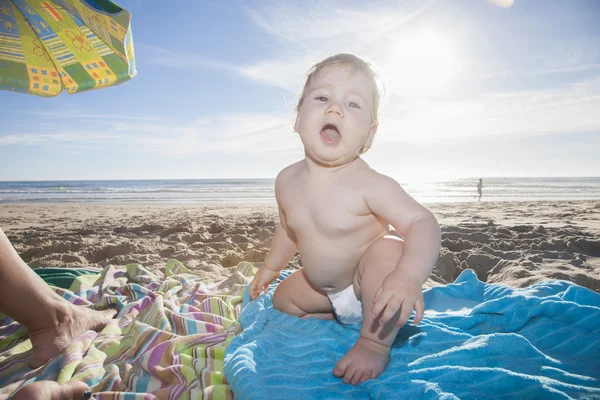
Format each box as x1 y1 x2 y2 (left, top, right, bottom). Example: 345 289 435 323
389 30 460 93
488 0 515 8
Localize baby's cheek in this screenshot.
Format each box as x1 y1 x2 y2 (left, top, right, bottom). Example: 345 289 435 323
358 114 373 127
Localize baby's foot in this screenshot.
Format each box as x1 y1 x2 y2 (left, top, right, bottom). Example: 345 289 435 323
28 304 116 368
333 336 390 385
12 380 91 400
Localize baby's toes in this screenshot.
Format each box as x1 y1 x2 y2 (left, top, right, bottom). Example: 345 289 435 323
333 359 349 378
351 369 366 385
343 365 358 384
371 364 386 380
360 369 372 383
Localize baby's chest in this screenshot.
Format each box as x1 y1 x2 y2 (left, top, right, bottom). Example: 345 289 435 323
283 189 371 237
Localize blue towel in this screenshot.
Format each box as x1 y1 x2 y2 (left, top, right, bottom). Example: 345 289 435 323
224 269 600 399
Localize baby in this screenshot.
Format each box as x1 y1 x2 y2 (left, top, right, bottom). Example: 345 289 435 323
249 53 441 386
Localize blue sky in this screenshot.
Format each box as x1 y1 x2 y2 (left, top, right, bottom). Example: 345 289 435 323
1 0 599 181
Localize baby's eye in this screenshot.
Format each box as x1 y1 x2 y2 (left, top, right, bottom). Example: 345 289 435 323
315 96 328 102
348 102 361 109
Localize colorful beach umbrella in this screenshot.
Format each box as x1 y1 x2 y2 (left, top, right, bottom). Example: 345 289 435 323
0 0 136 97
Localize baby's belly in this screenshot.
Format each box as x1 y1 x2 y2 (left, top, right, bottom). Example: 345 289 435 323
298 242 366 292
294 220 389 292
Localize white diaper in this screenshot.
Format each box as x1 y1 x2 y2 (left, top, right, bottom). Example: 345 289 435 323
327 285 363 325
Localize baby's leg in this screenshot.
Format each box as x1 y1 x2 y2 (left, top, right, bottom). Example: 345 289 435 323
333 235 405 385
273 268 335 320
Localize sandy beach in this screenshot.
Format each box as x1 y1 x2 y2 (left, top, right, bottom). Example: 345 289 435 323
1 201 599 292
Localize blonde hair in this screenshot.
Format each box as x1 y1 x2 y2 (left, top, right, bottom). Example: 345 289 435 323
295 53 382 153
297 53 382 122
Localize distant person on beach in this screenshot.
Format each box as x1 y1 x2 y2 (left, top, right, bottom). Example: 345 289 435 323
249 53 441 385
477 178 483 201
0 228 115 399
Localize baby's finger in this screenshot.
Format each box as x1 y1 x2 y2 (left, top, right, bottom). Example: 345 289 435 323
379 298 402 325
371 291 390 318
372 286 383 304
413 300 425 325
396 301 413 327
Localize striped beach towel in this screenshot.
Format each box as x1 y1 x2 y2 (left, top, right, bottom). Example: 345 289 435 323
0 260 255 399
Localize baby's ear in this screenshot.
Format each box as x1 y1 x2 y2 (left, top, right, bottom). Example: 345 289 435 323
365 121 378 147
293 113 300 133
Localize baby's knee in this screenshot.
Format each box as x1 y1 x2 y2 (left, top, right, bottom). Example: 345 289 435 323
366 236 404 262
356 236 404 280
272 285 284 310
272 286 301 316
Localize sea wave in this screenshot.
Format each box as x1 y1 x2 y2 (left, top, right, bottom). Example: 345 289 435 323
1 178 599 204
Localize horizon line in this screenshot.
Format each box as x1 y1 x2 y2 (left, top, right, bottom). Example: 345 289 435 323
1 176 600 183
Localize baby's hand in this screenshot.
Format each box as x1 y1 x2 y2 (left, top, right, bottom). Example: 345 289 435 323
249 264 281 300
371 270 425 328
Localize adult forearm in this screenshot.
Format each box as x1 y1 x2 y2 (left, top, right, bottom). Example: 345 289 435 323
263 223 298 271
394 215 441 284
0 228 65 331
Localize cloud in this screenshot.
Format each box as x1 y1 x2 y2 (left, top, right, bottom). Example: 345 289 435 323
110 122 170 133
364 130 600 180
0 132 123 145
239 0 600 98
138 1 435 96
1 112 300 157
245 1 431 46
237 1 597 98
137 1 599 98
480 36 600 80
524 64 600 76
239 0 435 93
132 113 298 157
376 76 600 143
7 1 599 165
2 111 167 136
30 110 164 121
138 43 243 74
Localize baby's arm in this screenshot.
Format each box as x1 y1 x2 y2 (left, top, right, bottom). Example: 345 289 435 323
263 206 298 271
249 174 298 299
364 173 441 326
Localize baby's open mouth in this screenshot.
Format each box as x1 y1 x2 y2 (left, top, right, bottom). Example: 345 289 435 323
320 124 341 145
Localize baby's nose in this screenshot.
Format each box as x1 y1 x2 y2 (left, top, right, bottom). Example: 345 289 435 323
325 102 344 117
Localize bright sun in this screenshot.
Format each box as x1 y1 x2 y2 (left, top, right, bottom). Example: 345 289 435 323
389 30 460 92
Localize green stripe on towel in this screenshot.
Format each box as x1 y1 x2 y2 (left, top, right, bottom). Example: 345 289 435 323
34 267 101 289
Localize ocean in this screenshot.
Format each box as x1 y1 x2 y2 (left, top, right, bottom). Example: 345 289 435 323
0 177 599 205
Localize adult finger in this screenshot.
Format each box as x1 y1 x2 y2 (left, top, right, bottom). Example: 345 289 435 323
12 381 90 400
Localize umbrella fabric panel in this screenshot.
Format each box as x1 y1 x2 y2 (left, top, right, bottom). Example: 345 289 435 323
53 0 135 70
0 0 136 97
0 0 60 95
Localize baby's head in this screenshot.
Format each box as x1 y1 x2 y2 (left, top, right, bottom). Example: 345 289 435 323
296 53 382 154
